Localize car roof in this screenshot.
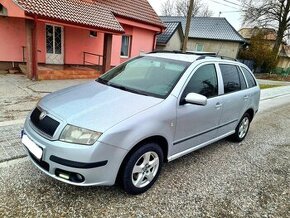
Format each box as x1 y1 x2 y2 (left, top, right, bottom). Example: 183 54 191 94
146 52 200 62
146 51 239 65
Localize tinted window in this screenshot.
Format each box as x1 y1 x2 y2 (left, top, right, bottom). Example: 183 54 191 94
182 64 218 98
238 68 247 90
241 67 257 88
220 64 242 94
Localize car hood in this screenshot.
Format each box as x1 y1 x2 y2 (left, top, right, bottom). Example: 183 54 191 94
38 81 163 132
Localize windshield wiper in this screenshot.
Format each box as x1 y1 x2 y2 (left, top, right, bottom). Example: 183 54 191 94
108 83 149 96
96 77 108 85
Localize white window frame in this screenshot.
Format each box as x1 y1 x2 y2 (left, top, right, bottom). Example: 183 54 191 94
120 35 131 58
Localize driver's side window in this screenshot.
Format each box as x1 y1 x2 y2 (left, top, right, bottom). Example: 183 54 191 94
182 64 218 99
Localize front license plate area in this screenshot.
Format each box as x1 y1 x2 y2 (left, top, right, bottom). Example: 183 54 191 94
22 134 43 160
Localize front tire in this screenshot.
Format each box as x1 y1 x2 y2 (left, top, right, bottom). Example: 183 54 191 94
121 143 163 195
231 113 251 142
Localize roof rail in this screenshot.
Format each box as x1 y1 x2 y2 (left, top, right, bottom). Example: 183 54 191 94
196 55 238 62
149 50 238 62
150 50 217 56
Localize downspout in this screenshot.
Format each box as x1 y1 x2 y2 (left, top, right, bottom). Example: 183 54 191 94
152 27 163 51
31 15 38 80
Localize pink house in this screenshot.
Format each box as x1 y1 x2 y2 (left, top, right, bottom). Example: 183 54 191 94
0 0 164 79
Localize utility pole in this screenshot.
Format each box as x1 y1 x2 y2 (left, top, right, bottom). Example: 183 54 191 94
182 0 194 53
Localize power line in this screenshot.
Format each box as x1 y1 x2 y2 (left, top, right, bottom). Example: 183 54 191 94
208 0 240 10
222 0 242 7
219 10 241 17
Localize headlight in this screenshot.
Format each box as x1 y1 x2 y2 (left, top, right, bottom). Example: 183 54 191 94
59 125 102 145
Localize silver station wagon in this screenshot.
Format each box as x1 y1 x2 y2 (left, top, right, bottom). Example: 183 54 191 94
22 51 260 194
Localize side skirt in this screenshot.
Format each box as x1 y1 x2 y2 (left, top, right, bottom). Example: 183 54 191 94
168 131 235 162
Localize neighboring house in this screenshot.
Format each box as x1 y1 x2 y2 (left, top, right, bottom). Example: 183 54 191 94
239 27 277 43
277 44 290 69
0 0 164 79
156 22 183 51
239 27 290 70
157 16 246 59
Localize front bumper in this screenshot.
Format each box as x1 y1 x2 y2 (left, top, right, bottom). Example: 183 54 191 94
23 119 128 186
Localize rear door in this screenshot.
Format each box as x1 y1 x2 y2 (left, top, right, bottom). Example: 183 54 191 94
173 63 223 155
216 64 249 136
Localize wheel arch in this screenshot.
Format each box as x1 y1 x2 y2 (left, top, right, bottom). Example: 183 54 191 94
115 135 169 184
245 108 255 122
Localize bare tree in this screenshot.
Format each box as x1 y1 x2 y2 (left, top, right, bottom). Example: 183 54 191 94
161 0 213 17
161 0 175 16
242 0 290 58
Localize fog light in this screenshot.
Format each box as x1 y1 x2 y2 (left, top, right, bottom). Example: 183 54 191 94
58 173 70 180
55 169 84 183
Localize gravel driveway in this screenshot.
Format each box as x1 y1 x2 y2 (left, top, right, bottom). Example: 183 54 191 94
0 103 289 217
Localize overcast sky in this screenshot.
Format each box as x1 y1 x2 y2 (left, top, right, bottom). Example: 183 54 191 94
148 0 244 30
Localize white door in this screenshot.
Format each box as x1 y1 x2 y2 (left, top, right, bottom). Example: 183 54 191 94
46 24 64 64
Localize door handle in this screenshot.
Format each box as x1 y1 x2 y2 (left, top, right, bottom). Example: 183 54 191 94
244 95 249 100
215 102 222 109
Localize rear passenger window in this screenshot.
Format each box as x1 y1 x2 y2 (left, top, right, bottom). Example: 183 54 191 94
238 68 247 90
241 67 257 88
220 64 243 94
182 64 218 98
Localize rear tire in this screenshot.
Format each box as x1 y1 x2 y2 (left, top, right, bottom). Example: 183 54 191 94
231 113 251 142
121 143 163 195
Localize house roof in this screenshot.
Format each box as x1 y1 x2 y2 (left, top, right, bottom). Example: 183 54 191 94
14 0 164 33
239 27 277 41
160 16 245 43
157 22 182 44
95 0 164 28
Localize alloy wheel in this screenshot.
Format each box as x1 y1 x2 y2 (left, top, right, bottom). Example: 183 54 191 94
131 151 159 188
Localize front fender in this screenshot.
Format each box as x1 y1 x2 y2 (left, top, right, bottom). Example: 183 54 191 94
98 95 177 158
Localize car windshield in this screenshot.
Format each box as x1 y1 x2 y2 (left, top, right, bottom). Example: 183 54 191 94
97 56 190 98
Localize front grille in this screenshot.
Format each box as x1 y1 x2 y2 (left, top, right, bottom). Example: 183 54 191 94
29 151 50 172
30 107 60 137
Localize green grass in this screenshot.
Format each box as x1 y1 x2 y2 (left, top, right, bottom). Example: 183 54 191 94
259 84 283 89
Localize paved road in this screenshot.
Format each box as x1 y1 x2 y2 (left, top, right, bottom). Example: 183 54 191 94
0 101 289 217
0 74 89 122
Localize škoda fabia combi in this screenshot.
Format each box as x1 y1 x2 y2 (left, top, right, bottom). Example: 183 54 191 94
22 52 260 194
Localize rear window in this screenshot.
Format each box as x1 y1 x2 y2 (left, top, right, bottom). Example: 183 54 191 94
220 64 242 94
241 67 257 88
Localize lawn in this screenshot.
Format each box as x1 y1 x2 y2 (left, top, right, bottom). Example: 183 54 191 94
255 73 290 82
259 84 283 89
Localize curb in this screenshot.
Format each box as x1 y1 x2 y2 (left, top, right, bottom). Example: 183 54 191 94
260 93 290 101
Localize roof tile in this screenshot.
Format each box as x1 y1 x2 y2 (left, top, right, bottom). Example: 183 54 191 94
160 16 245 43
14 0 164 32
95 0 164 28
157 22 182 44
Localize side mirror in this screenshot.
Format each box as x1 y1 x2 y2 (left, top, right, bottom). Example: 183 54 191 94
184 93 207 106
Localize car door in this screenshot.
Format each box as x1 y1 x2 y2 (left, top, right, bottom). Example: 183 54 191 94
172 63 223 155
216 64 249 136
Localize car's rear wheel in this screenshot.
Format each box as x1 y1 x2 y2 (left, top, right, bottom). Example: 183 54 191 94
121 143 163 195
231 113 251 142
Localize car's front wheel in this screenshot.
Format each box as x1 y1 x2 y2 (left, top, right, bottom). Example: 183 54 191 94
121 143 163 195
